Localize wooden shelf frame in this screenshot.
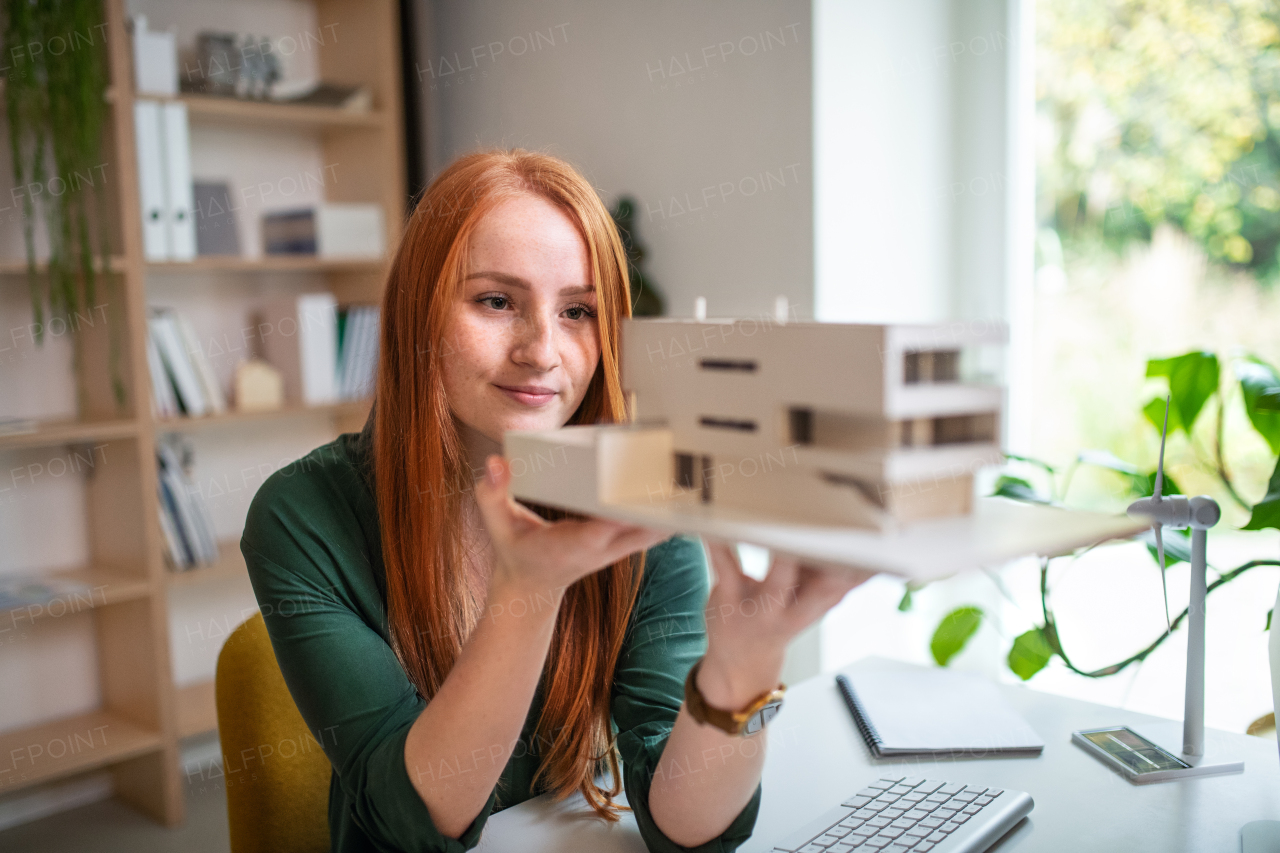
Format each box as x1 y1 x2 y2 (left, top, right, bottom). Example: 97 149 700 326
0 0 405 825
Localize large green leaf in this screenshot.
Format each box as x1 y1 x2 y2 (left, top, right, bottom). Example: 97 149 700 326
1004 453 1057 474
1146 352 1219 433
930 606 983 667
990 475 1049 504
1143 396 1182 434
1244 456 1280 532
1236 358 1280 454
1007 628 1055 680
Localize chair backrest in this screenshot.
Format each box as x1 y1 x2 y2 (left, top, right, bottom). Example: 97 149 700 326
216 612 331 853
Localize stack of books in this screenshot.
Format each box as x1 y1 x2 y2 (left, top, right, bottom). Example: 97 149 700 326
338 305 380 401
147 307 226 418
156 438 219 571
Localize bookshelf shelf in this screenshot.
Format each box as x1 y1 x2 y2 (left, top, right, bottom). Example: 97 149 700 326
166 537 246 587
0 257 126 276
0 709 164 794
4 568 152 627
0 419 138 452
0 0 404 824
156 399 370 433
147 256 385 274
180 93 387 131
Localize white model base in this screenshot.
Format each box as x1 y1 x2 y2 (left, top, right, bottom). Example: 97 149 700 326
1242 821 1280 853
1125 721 1245 785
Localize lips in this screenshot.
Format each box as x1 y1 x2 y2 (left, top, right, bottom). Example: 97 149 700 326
495 384 557 406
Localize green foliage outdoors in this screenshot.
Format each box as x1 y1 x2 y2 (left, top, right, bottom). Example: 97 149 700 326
918 349 1280 681
1039 0 1280 274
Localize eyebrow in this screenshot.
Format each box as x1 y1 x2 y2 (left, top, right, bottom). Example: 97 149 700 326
465 271 595 296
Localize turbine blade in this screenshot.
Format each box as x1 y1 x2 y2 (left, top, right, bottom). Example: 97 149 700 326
1154 394 1170 501
1155 524 1171 635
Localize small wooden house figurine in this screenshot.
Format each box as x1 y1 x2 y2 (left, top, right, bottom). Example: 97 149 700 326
505 317 1007 531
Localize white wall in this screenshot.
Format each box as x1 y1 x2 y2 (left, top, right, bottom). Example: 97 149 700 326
420 0 813 321
814 0 1012 326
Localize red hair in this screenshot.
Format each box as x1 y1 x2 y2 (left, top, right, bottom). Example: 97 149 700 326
372 150 642 818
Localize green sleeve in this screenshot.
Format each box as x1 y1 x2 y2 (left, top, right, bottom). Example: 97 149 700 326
612 535 762 853
241 464 500 853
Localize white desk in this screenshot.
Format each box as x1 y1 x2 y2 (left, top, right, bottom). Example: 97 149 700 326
478 657 1280 852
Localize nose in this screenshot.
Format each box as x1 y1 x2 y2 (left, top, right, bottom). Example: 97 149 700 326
510 311 560 373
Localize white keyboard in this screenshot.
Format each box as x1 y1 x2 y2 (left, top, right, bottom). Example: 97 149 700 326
769 775 1034 853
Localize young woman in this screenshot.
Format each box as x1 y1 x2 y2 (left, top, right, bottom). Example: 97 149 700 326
242 149 869 852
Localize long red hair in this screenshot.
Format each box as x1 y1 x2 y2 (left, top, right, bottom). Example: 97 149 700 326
372 149 643 818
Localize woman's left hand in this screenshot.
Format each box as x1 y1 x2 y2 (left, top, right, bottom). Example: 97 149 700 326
696 542 875 710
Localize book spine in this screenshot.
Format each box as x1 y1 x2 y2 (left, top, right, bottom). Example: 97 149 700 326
835 674 885 757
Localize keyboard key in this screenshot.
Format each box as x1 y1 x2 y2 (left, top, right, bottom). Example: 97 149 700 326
838 818 864 829
874 793 901 805
916 780 945 794
962 805 982 815
975 797 994 807
817 833 844 846
904 809 930 821
799 845 827 853
842 795 874 809
984 788 1004 796
854 808 879 819
832 844 859 853
952 814 971 824
938 783 963 795
927 831 949 843
924 794 948 804
866 817 890 828
944 821 965 833
951 791 978 803
900 776 925 787
883 808 907 819
850 825 877 838
919 818 943 829
899 792 926 803
878 828 904 839
888 785 914 795
878 776 906 785
904 826 931 838
916 844 935 853
863 838 892 849
828 827 852 838
855 787 884 798
890 819 915 830
934 808 958 820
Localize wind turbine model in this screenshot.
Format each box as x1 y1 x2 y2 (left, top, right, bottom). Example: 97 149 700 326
1086 395 1244 780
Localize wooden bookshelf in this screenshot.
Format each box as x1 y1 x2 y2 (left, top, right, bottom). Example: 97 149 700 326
147 256 385 274
156 399 369 433
0 0 405 824
166 537 247 588
0 418 138 451
0 709 164 795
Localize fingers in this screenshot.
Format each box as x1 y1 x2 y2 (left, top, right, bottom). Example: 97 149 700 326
705 540 749 600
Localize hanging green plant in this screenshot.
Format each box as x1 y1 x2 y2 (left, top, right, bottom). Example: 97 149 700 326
3 0 122 405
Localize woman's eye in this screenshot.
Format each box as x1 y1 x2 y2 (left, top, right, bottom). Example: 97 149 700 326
563 304 597 320
479 296 509 311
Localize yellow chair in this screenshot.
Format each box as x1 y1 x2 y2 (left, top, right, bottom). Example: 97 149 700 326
216 612 332 853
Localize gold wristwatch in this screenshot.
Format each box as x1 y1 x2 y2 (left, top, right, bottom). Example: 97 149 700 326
683 657 786 736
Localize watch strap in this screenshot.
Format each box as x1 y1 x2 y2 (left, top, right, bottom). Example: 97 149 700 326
683 657 786 736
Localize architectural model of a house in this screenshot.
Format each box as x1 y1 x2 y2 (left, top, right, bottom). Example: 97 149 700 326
505 317 1007 532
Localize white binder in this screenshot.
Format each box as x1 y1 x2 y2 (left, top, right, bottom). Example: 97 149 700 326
160 102 196 260
133 100 169 261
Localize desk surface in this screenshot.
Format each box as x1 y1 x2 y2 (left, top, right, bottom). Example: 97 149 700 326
478 657 1280 852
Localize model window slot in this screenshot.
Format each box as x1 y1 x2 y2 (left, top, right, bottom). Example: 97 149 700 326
898 412 997 447
675 453 696 489
788 408 814 444
903 350 961 384
699 358 757 372
699 417 757 432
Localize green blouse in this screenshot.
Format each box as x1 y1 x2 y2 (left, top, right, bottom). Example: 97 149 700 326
240 431 762 852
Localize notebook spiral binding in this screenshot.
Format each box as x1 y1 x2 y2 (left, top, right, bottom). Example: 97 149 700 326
836 673 886 757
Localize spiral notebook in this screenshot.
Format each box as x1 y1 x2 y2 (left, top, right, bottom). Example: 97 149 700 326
836 665 1044 759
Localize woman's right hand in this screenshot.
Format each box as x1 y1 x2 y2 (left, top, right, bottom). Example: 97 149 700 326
472 454 670 600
